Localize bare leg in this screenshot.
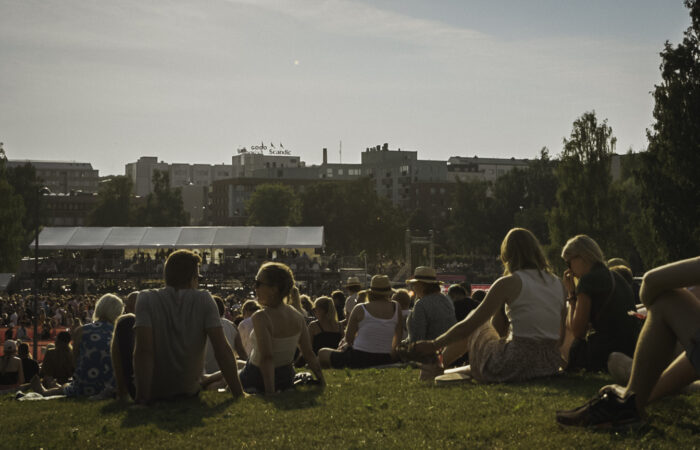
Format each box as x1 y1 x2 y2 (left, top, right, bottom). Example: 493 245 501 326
648 352 699 403
627 289 700 410
317 348 332 369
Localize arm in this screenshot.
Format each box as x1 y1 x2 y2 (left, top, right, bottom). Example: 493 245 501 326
428 275 518 351
233 333 247 361
297 319 325 386
491 304 509 338
207 326 245 398
391 302 403 359
71 326 84 364
640 256 700 307
568 293 591 339
251 312 275 395
133 326 154 404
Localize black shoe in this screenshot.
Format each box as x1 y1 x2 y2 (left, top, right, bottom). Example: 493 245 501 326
556 385 643 429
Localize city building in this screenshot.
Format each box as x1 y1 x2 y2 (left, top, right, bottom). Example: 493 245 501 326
43 191 99 226
7 160 99 194
446 156 530 183
125 156 233 197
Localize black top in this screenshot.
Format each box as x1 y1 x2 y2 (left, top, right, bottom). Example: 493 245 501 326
21 357 39 381
453 297 479 322
311 321 342 354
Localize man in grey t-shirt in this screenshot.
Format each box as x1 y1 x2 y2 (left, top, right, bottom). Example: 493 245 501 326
134 250 244 403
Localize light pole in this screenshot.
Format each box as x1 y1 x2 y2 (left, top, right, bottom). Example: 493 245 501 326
33 186 51 359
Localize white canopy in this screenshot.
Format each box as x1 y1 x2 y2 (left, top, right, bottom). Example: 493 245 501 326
37 226 324 250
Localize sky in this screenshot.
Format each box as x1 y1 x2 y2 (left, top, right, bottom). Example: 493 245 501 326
0 0 692 176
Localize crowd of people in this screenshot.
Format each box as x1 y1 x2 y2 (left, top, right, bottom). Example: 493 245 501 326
1 227 698 431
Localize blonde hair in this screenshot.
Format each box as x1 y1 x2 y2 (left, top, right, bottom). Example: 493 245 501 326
93 293 124 323
500 228 551 276
313 296 338 325
257 261 296 305
561 234 605 266
287 286 304 312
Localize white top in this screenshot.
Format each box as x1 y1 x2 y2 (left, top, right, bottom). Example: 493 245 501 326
506 269 566 340
238 317 254 356
204 318 238 374
352 303 399 354
249 331 300 367
344 293 358 317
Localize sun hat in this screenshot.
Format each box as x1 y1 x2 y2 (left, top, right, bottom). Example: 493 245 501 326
406 266 442 284
3 339 17 354
345 276 362 288
369 275 393 295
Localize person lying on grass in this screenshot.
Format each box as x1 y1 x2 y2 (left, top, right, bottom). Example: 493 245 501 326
202 262 325 394
556 256 700 429
30 294 123 398
411 228 567 383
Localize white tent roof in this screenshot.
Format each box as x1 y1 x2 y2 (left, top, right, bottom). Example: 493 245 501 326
37 226 324 250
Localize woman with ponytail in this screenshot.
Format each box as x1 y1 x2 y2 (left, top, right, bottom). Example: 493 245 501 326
238 262 325 394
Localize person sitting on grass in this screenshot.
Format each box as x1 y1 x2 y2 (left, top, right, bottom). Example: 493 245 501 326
229 262 324 394
411 228 566 383
133 250 245 404
392 289 412 341
39 331 75 386
30 294 124 398
18 342 39 381
111 291 138 401
204 296 247 374
0 340 24 391
318 275 403 369
561 235 641 372
308 296 343 355
406 266 456 344
556 256 700 428
238 300 261 357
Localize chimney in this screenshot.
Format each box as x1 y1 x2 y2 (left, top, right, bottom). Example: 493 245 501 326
322 148 327 165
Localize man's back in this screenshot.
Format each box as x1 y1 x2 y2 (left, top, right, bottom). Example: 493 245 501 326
135 287 221 399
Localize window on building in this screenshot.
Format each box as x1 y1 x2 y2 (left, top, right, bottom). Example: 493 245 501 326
326 168 333 178
337 169 343 175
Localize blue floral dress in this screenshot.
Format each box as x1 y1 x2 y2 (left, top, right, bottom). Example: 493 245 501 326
64 321 115 397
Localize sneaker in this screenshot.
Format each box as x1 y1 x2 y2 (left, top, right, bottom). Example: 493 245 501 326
556 385 643 429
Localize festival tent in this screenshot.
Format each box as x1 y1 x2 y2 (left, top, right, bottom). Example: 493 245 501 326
36 226 324 250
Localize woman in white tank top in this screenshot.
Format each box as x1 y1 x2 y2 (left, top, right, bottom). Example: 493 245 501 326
238 262 325 394
412 228 567 382
318 275 404 369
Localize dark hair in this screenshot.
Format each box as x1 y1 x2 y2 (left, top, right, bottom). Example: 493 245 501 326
257 262 295 302
448 285 467 297
420 282 441 295
472 290 486 303
460 281 472 295
56 331 72 345
164 250 201 289
18 342 30 358
213 295 225 317
610 265 634 286
347 285 361 293
331 290 346 307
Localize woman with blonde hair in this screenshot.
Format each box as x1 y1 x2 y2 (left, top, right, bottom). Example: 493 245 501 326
308 296 343 354
31 293 124 397
561 234 640 371
412 228 566 382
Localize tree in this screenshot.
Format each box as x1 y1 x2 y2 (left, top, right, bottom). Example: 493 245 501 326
88 176 134 226
0 146 27 272
246 183 301 226
637 0 700 265
299 179 405 259
133 171 189 226
5 161 41 251
547 111 619 256
447 179 493 254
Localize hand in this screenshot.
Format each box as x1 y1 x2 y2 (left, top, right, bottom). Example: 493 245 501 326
563 269 576 294
412 340 438 356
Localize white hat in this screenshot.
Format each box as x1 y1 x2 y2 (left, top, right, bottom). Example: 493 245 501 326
406 266 441 285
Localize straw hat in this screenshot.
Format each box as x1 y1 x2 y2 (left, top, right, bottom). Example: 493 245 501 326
406 266 441 284
345 276 362 288
369 275 393 295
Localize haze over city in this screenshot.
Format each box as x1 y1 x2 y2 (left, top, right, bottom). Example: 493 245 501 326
0 0 691 176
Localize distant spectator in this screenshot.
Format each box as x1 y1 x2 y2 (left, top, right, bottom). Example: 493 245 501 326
331 291 347 323
472 290 487 304
204 296 247 374
40 331 75 385
343 277 363 318
0 340 24 390
238 300 261 357
18 342 39 381
308 296 343 355
392 289 412 340
406 267 456 343
448 285 478 322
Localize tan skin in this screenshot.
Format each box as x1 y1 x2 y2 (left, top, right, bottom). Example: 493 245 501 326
308 305 342 340
0 351 25 389
562 255 595 339
253 272 325 395
413 274 567 366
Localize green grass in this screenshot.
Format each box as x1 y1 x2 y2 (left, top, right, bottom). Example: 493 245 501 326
3 368 699 449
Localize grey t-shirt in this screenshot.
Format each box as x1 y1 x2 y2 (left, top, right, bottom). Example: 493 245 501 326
134 287 221 399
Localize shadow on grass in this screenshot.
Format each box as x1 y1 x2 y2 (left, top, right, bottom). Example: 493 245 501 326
259 385 324 411
101 395 234 432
